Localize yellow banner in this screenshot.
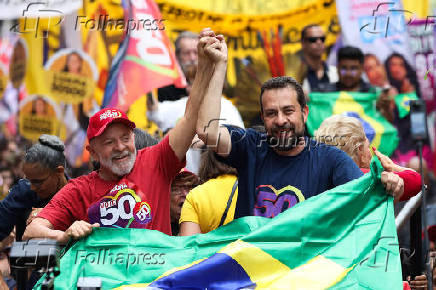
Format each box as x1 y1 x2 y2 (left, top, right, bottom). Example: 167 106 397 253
157 0 319 15
21 18 50 98
403 0 429 19
158 0 338 40
0 73 7 100
46 71 96 104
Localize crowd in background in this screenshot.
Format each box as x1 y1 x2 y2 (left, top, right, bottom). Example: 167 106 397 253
0 24 434 290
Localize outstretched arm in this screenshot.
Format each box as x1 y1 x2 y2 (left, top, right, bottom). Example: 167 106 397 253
373 147 413 172
23 218 99 243
168 29 217 161
23 218 66 242
196 31 232 157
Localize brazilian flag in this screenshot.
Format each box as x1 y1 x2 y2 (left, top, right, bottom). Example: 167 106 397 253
35 160 402 289
307 92 399 156
395 93 419 118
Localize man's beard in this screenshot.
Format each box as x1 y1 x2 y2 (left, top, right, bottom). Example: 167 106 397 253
181 61 197 80
99 149 137 177
267 123 305 151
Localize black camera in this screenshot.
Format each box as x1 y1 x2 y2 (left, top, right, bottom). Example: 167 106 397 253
409 100 428 142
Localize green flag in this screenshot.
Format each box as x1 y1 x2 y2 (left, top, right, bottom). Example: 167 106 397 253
395 92 419 118
308 91 399 156
35 160 402 289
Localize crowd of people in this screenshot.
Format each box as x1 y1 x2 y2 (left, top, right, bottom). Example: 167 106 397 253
0 25 433 289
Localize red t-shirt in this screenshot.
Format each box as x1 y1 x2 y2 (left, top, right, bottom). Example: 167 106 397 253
39 135 185 235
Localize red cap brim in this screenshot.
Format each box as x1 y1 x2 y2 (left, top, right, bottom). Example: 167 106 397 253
91 118 136 140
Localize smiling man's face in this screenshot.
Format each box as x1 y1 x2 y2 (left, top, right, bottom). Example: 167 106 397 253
90 123 137 179
261 87 308 152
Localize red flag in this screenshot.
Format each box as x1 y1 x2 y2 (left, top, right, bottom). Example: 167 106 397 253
103 0 186 112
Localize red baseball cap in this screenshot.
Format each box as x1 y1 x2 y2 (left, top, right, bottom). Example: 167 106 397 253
87 108 136 141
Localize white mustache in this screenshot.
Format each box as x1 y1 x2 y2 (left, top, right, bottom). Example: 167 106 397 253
112 151 130 160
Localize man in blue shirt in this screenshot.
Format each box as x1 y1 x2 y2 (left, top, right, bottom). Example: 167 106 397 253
195 29 404 219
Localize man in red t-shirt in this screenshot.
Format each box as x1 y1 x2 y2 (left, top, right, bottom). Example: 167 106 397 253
23 28 228 242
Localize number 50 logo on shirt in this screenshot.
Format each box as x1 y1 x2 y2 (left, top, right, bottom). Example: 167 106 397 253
88 188 153 229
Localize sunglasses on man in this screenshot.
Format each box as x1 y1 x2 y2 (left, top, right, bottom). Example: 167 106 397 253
305 36 326 43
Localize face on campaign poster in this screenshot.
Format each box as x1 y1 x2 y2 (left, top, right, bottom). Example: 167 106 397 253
44 48 97 106
9 38 27 90
18 94 63 141
45 48 98 79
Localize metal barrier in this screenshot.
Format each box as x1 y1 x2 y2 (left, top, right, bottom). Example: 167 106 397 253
396 192 423 230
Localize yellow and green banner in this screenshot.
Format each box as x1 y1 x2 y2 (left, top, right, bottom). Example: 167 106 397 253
35 160 402 289
308 91 399 156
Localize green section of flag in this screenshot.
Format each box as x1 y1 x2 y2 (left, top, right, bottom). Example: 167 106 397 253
34 160 402 290
124 55 179 78
395 92 419 118
308 91 399 156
